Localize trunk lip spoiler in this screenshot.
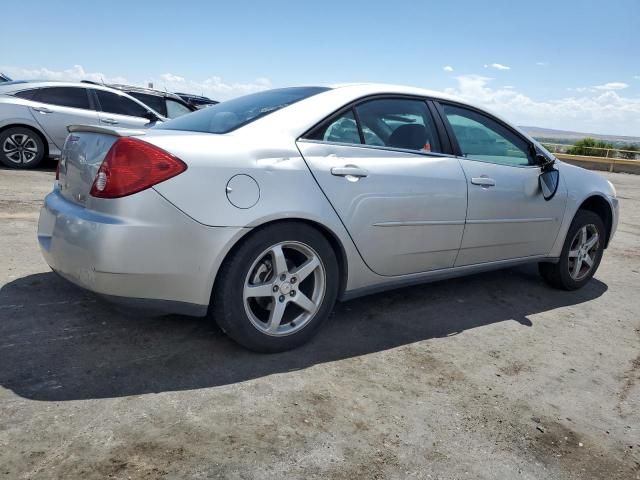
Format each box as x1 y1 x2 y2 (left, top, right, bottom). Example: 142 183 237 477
67 124 147 137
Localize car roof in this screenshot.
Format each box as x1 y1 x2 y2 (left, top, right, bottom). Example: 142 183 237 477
105 83 186 102
0 80 167 119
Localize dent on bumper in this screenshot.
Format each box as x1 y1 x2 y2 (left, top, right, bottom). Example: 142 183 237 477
38 189 248 316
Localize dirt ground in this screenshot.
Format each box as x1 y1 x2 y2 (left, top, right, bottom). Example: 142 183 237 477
0 165 638 479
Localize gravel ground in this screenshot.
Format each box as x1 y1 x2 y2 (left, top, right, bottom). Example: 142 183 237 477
0 167 638 479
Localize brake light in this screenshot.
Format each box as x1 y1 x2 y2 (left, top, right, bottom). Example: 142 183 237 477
90 137 186 198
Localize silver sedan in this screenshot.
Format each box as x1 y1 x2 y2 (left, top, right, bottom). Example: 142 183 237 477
37 84 619 352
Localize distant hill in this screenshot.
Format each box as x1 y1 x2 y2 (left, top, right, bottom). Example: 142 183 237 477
520 126 640 147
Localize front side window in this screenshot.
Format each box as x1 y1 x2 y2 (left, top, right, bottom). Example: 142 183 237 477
95 90 149 118
158 87 329 134
165 99 192 118
36 87 90 110
442 104 533 166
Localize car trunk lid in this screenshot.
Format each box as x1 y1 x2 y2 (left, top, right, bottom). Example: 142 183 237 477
58 125 146 206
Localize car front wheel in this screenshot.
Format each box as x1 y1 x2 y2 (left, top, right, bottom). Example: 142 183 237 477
539 210 605 290
212 222 339 352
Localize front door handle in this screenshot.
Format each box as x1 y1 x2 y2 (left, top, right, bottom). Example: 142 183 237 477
32 106 52 114
101 118 119 125
331 165 369 178
471 176 496 187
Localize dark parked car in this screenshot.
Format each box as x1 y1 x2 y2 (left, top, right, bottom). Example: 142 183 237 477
175 92 219 109
82 81 196 119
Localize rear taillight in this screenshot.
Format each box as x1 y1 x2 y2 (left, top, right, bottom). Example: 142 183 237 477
90 137 187 198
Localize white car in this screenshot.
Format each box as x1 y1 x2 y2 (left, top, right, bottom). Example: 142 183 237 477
0 81 165 168
38 84 618 352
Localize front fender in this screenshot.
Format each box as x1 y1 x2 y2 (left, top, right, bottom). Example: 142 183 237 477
548 161 618 257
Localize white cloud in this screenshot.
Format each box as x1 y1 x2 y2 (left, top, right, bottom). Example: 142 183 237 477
444 74 640 136
0 64 128 85
634 75 640 80
0 64 271 101
594 82 629 91
443 65 454 72
535 62 549 67
484 63 511 71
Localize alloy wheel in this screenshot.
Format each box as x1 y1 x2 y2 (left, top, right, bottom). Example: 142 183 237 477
243 241 326 337
568 224 599 281
2 133 39 165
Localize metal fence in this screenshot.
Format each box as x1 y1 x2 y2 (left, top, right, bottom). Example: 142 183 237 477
541 143 639 161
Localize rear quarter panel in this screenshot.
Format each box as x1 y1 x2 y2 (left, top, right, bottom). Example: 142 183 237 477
144 130 381 292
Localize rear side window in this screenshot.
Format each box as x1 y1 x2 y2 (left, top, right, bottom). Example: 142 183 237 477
308 110 361 144
14 89 39 100
158 87 330 134
36 87 91 110
95 90 148 118
442 104 534 166
306 98 442 153
129 92 165 116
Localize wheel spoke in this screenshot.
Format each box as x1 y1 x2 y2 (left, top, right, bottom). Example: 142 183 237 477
266 300 286 333
579 226 588 246
584 233 599 250
583 254 594 268
292 256 320 283
568 249 579 258
3 138 17 152
244 282 274 299
571 258 582 278
292 291 316 313
270 245 289 276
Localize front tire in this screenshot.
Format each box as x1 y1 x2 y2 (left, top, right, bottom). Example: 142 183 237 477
212 223 339 353
0 127 45 169
539 210 605 290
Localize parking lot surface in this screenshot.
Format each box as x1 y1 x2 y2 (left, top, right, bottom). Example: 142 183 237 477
0 167 638 479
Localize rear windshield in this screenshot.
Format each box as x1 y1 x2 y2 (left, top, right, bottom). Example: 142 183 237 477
156 86 330 134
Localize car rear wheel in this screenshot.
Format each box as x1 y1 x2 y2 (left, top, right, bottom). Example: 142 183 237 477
212 222 339 352
0 127 45 169
539 210 605 290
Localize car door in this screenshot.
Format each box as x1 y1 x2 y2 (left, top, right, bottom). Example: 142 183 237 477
436 102 567 266
297 97 468 276
28 87 98 150
92 89 156 129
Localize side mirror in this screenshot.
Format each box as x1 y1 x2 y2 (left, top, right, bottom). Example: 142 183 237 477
539 168 559 201
143 111 160 122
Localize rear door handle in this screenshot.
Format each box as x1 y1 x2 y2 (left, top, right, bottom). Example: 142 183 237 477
331 166 369 178
32 106 52 114
471 177 496 187
101 118 119 125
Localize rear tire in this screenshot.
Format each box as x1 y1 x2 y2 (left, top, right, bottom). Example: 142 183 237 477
539 210 605 290
0 126 45 169
212 222 339 353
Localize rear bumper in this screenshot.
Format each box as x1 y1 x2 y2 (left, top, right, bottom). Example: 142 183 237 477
38 188 248 316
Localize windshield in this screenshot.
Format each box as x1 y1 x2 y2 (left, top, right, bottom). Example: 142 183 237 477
156 86 330 134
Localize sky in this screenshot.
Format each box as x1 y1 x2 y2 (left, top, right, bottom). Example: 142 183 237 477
1 0 639 136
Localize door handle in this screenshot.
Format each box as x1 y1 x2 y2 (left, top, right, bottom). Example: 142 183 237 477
331 166 369 178
471 176 496 187
32 106 52 114
101 118 119 125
